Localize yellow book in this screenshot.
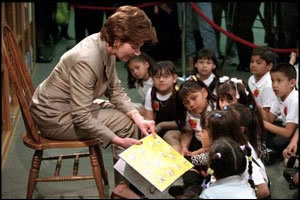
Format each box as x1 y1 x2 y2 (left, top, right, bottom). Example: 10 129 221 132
118 134 194 192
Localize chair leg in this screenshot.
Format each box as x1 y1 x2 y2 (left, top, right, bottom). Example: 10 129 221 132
26 150 43 199
89 146 106 198
95 145 109 185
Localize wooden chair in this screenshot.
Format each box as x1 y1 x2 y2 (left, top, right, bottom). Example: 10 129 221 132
1 22 109 199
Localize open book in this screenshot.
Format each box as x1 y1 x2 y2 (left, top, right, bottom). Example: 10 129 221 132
114 135 193 198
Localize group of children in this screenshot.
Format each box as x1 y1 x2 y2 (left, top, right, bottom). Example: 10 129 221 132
124 45 298 198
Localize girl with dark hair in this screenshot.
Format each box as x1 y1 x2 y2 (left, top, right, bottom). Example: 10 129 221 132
200 137 257 199
226 104 270 199
216 76 269 161
143 60 182 152
125 52 156 116
176 75 217 156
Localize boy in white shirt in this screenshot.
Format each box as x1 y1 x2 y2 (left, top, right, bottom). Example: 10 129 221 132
248 46 279 114
263 63 298 152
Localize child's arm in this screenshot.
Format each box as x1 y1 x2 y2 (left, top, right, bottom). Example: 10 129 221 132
180 131 193 156
289 52 297 65
283 128 298 159
264 121 298 138
259 105 277 123
155 121 178 133
190 147 208 156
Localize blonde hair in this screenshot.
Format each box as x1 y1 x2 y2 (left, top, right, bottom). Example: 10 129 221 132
100 5 157 47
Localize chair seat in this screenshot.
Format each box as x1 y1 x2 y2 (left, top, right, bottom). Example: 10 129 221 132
23 132 98 150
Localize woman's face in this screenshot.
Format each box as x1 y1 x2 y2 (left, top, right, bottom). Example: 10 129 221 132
115 42 143 62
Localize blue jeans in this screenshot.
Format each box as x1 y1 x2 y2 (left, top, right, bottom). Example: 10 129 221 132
184 2 219 58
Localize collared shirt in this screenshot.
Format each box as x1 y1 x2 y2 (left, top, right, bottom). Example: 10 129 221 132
196 73 216 94
184 104 214 141
248 72 277 108
270 88 299 125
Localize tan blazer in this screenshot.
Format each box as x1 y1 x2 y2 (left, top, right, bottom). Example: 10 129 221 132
30 33 136 147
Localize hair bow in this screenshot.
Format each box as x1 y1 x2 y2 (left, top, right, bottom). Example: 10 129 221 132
240 145 246 152
214 113 222 118
207 167 214 175
188 75 198 82
230 78 243 99
219 76 229 83
215 152 222 159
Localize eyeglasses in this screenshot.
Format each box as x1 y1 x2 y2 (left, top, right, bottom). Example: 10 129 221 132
153 74 172 79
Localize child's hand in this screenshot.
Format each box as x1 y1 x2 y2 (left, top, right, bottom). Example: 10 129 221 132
182 147 192 156
289 52 297 65
200 169 208 177
190 148 208 156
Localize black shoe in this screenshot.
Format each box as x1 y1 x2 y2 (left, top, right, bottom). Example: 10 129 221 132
264 149 283 166
283 168 298 190
36 55 52 63
170 184 202 199
286 156 299 168
168 185 185 197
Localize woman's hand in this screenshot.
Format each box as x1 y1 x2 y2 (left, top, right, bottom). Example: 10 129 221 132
111 136 142 149
131 111 156 137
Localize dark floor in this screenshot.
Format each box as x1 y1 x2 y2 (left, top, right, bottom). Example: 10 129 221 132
1 4 298 199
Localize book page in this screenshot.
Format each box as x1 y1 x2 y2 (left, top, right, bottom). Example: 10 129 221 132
118 135 193 192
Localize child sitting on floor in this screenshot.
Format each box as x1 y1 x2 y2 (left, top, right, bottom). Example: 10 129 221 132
248 46 278 114
191 48 220 94
263 63 298 153
143 60 182 152
200 137 257 199
125 52 156 116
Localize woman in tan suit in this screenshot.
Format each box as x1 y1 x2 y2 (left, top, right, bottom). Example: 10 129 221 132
30 6 157 158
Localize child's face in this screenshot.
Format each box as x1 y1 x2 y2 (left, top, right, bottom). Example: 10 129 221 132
218 94 238 110
271 72 296 101
153 72 177 95
199 128 212 148
194 58 216 79
250 55 272 80
183 89 208 114
128 60 150 81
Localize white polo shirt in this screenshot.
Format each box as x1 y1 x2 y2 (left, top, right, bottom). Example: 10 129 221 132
270 88 299 125
196 73 217 95
248 72 277 109
184 104 214 141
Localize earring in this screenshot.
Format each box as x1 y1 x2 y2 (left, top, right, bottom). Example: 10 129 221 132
113 41 119 49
